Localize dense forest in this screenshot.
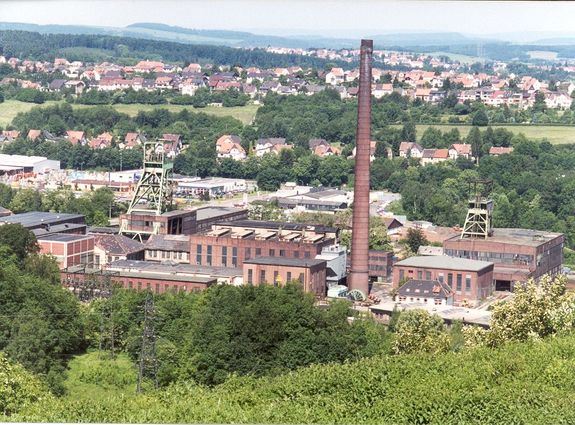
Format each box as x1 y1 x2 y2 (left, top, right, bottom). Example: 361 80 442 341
0 30 342 68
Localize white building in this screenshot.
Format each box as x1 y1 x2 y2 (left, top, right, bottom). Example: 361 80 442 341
0 154 60 174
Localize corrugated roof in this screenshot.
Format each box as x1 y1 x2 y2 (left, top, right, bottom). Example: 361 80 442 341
244 256 326 268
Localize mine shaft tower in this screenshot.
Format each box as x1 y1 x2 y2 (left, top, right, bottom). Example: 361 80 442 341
461 179 493 239
119 141 174 240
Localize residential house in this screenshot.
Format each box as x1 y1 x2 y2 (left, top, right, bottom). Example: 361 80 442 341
351 140 378 162
398 141 424 158
216 135 246 161
0 130 20 142
309 138 341 157
27 129 42 141
121 132 146 150
448 143 473 160
48 79 66 92
65 130 86 145
64 80 86 95
161 133 183 158
255 138 289 156
394 279 454 306
89 132 114 149
325 67 345 85
382 217 404 236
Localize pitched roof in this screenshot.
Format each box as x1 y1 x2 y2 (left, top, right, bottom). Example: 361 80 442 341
93 234 145 256
449 143 471 155
145 234 189 252
433 149 449 159
27 129 42 141
398 279 453 299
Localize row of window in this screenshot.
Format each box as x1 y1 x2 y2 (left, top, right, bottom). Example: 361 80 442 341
398 296 443 305
126 280 200 293
444 249 534 265
195 244 312 266
148 250 188 261
399 269 472 293
246 269 304 285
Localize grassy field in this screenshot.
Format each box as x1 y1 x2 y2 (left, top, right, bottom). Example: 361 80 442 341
0 100 260 127
63 351 138 401
391 124 575 145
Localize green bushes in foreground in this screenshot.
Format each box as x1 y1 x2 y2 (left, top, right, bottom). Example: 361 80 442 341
5 333 575 424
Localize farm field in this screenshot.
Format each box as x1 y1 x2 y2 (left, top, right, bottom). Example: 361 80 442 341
391 124 575 145
0 100 260 127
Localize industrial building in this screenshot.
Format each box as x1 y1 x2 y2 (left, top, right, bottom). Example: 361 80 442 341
0 211 87 237
243 257 327 297
442 180 564 292
189 220 338 269
92 233 145 268
38 233 94 269
443 228 564 291
392 256 494 306
195 206 248 232
0 154 60 175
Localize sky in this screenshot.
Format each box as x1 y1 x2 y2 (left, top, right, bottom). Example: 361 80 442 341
1 0 574 41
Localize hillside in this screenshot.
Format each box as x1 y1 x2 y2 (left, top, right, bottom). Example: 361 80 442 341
6 333 575 424
0 30 339 68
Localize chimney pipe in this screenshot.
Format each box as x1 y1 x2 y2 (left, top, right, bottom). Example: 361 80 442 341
348 39 372 296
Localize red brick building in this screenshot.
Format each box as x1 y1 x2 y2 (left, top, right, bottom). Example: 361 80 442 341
368 249 393 281
189 220 337 268
119 209 197 237
393 256 494 306
243 257 327 296
38 233 94 269
443 228 564 291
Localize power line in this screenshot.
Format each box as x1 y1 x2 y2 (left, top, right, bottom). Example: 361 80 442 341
137 291 158 393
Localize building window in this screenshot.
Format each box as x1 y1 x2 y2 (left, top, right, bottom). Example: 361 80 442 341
434 298 442 305
128 281 133 289
417 270 423 280
279 249 285 257
196 244 202 265
287 271 292 282
155 283 160 294
399 269 404 281
256 248 261 256
147 283 151 291
448 273 453 288
298 273 304 283
456 274 462 292
222 246 227 267
207 245 212 266
232 247 238 267
425 270 431 280
304 251 310 259
260 269 266 284
274 271 279 286
247 268 253 284
465 274 471 292
438 273 444 284
137 282 142 290
269 249 275 257
245 248 251 260
294 251 299 258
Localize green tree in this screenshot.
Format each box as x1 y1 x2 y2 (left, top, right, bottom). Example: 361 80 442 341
472 109 489 126
400 121 416 143
403 227 429 254
9 189 42 213
0 223 39 263
392 309 450 354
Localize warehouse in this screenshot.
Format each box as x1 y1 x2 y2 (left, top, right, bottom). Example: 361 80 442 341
0 154 60 174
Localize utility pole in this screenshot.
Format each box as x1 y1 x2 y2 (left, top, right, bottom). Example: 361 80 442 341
136 292 158 393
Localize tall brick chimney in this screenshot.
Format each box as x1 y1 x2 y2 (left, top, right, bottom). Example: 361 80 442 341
348 39 373 296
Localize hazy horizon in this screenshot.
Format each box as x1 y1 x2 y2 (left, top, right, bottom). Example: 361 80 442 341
1 0 574 42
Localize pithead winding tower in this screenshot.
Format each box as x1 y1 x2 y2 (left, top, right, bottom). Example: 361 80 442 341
348 39 373 296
